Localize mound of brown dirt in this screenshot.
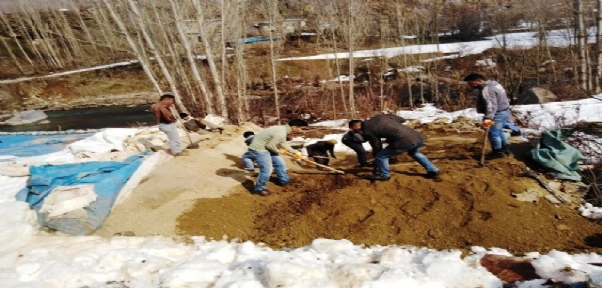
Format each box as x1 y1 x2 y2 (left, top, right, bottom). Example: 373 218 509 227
98 123 602 255
176 128 602 254
177 156 602 254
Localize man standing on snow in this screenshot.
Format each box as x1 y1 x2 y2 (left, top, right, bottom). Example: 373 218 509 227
463 73 511 159
151 94 187 157
247 119 309 196
362 114 439 181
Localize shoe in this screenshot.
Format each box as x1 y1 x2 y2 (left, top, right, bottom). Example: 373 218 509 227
425 171 440 179
358 162 373 168
174 150 190 157
278 179 294 187
501 145 512 156
485 149 507 160
366 174 390 181
252 190 270 196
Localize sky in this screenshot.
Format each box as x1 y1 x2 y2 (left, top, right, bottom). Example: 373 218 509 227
2 31 602 288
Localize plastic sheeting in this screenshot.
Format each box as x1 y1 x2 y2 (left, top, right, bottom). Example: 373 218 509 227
530 129 586 181
0 133 92 158
16 152 147 235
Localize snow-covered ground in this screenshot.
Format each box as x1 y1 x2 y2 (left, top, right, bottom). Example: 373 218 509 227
1 98 602 287
278 28 594 62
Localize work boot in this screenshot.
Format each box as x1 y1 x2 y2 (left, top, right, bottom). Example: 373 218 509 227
278 179 295 187
366 174 390 181
425 170 441 179
501 145 512 156
485 149 507 160
252 190 271 196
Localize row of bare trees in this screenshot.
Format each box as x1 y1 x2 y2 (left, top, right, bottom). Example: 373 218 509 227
0 0 601 122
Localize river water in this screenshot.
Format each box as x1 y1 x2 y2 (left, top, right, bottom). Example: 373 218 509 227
0 105 155 133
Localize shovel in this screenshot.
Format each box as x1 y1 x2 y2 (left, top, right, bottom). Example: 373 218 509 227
479 126 490 166
284 151 345 174
170 107 200 149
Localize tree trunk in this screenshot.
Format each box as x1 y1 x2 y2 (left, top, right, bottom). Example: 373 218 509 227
595 0 602 93
0 13 34 68
12 12 50 70
265 0 281 124
333 35 349 115
0 36 25 75
192 0 228 118
574 0 588 92
169 0 214 114
124 0 187 112
347 1 356 117
100 0 162 96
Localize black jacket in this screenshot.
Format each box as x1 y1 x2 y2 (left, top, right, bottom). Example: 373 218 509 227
342 130 366 144
306 141 336 158
362 114 424 155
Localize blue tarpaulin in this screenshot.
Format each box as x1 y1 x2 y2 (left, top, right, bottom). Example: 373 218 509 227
16 152 147 235
0 133 92 157
230 36 283 44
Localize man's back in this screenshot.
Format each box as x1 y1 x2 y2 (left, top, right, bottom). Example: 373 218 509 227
249 125 286 152
363 114 423 151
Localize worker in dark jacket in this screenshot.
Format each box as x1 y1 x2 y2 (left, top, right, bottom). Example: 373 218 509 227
306 139 337 166
362 114 439 181
341 120 369 167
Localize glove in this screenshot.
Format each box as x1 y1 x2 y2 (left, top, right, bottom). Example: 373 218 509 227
280 148 287 154
482 119 495 128
294 152 303 159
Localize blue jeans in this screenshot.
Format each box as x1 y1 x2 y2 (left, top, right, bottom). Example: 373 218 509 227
247 150 289 192
242 151 254 171
374 141 438 178
489 109 510 150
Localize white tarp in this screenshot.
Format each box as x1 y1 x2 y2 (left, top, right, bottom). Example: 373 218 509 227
39 184 98 219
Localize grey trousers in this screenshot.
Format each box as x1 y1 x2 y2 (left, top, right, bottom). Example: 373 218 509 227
158 122 182 154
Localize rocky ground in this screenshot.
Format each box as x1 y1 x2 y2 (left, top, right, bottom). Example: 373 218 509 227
95 120 601 255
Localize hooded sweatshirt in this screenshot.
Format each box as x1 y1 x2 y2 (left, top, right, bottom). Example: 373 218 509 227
476 80 510 120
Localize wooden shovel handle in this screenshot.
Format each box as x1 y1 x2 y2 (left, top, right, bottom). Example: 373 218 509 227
285 151 345 174
479 126 490 165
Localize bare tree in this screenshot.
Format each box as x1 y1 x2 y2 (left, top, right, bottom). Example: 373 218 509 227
574 0 589 92
265 0 281 123
124 0 188 112
169 0 214 114
100 0 162 96
192 0 227 118
595 0 602 93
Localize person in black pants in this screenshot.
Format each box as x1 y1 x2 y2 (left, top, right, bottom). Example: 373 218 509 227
342 120 369 168
306 139 337 166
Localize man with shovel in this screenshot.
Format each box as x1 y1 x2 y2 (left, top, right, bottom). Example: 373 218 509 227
151 94 188 157
463 73 511 159
306 139 338 167
246 119 308 196
362 114 439 181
